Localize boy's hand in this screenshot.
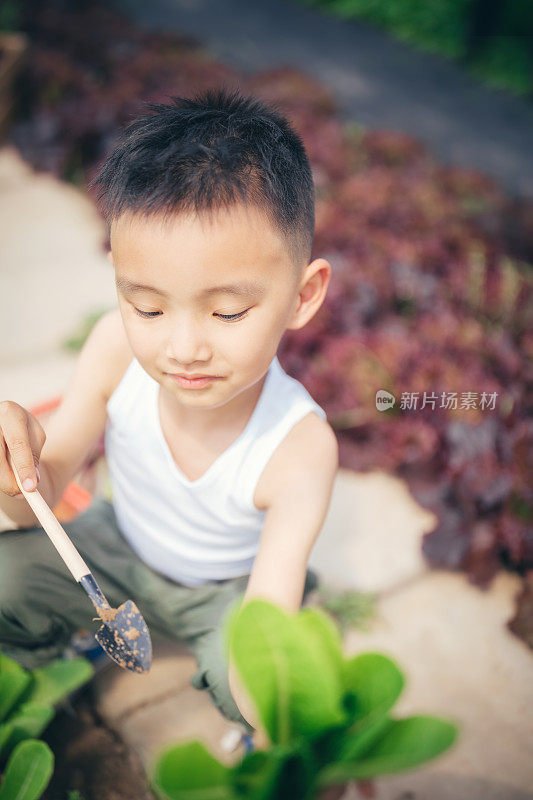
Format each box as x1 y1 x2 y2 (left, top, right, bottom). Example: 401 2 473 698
0 401 45 496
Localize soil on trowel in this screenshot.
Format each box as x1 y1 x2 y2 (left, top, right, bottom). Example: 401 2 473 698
94 605 119 623
41 685 156 800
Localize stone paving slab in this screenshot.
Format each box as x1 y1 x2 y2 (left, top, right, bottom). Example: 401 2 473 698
0 146 115 365
94 637 196 724
343 569 533 799
94 637 249 774
308 468 435 593
113 682 243 773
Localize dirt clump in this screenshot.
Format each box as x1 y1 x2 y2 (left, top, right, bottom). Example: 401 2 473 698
95 605 119 623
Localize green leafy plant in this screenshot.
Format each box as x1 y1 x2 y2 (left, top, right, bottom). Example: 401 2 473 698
151 599 459 799
0 654 93 765
0 654 93 798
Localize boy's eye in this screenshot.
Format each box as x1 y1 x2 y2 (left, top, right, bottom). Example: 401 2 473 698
215 310 249 321
133 307 249 322
133 308 161 319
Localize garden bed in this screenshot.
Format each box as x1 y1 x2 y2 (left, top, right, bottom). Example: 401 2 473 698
41 686 155 800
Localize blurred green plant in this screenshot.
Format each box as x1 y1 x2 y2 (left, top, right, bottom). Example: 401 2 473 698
298 0 532 96
0 654 93 799
0 0 21 32
317 588 377 633
151 599 459 799
0 653 93 765
63 309 110 352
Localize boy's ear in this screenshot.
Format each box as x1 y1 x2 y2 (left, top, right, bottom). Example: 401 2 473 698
107 250 114 267
286 257 331 331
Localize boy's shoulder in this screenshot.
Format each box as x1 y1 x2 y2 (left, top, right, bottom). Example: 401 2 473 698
94 309 134 403
254 409 338 511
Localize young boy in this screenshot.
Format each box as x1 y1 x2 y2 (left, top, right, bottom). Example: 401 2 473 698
0 86 338 740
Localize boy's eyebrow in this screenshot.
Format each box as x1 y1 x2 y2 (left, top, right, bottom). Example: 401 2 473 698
115 277 266 298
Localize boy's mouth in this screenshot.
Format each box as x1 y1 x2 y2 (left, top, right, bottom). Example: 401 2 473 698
166 373 222 389
170 372 221 379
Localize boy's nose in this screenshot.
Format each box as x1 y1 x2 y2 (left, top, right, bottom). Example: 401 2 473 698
165 318 211 364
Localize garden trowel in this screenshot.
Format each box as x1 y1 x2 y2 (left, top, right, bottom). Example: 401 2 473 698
10 458 152 673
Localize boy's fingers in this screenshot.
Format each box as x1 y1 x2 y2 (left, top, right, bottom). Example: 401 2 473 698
3 432 39 493
0 402 41 495
0 441 21 496
0 449 23 496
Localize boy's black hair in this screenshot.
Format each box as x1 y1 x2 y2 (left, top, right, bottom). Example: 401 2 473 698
89 85 315 273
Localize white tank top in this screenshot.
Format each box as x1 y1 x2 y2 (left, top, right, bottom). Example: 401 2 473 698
104 355 327 586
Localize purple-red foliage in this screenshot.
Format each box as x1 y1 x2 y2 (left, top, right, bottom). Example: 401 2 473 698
250 72 532 595
8 0 533 637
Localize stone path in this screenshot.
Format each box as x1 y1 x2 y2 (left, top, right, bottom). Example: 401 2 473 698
114 0 533 201
344 569 533 800
0 148 115 374
1 148 532 798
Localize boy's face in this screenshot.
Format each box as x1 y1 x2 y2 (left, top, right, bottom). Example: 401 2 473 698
110 204 327 412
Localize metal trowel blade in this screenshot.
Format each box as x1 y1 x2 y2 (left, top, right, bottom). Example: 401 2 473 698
94 599 152 673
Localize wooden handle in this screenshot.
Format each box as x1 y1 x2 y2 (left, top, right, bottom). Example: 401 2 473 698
9 457 91 582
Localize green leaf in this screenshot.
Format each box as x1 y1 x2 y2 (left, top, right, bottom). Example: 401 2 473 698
0 739 54 800
318 715 459 782
229 749 286 800
321 652 405 762
305 709 391 775
0 722 14 761
152 741 236 800
343 652 404 730
267 744 316 800
295 607 345 684
26 658 93 707
0 656 31 722
225 600 347 745
229 750 274 800
311 653 435 777
229 742 315 800
0 705 54 761
337 713 393 762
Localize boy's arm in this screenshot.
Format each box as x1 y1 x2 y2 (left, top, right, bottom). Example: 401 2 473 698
228 416 339 737
0 310 124 529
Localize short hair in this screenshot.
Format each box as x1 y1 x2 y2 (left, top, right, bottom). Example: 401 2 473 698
89 85 315 274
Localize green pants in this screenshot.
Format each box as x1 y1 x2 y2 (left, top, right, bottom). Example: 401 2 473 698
0 497 319 733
